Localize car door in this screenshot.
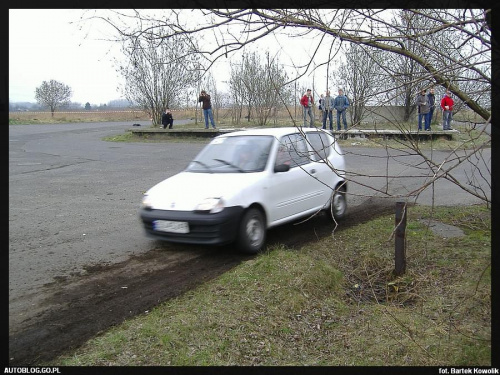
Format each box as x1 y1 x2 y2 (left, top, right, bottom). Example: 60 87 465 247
267 132 328 224
305 131 337 203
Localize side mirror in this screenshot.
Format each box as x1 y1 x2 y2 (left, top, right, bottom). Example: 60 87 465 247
274 163 290 173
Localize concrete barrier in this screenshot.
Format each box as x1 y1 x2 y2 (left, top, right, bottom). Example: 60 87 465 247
129 127 459 140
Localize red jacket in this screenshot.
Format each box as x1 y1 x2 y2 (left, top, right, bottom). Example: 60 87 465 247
300 94 314 108
441 95 454 111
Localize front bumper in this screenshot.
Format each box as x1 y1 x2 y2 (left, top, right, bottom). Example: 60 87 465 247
139 206 244 245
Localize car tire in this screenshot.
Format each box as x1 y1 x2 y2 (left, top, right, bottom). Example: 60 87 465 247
327 185 347 220
237 208 266 254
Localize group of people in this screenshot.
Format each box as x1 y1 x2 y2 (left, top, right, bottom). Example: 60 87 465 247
165 86 455 132
301 88 350 130
416 87 455 131
161 90 217 130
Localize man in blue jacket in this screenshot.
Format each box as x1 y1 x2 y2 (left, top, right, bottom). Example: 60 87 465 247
334 89 350 130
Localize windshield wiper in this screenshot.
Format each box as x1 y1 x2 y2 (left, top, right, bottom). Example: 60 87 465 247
190 160 212 172
213 158 244 172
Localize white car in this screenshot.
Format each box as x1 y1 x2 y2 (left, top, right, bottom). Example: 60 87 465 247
140 127 347 254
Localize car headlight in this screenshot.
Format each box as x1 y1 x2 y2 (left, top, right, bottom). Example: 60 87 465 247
141 194 153 209
195 198 225 213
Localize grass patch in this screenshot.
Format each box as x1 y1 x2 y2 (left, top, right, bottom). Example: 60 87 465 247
102 132 136 142
102 132 209 144
105 132 211 143
49 204 491 366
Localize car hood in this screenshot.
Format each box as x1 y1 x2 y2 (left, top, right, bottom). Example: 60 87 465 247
144 171 262 211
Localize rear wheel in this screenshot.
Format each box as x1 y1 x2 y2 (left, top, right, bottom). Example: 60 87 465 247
327 185 347 220
237 208 266 254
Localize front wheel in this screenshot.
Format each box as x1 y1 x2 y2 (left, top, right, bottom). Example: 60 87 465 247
327 185 347 221
237 208 266 254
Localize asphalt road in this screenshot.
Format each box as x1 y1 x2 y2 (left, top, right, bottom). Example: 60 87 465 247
9 121 207 333
8 121 491 363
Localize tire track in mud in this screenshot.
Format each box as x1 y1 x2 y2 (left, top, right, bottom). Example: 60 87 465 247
9 247 248 365
9 197 397 365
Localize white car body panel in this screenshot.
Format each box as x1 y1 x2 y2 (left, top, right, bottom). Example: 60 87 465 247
142 127 346 234
145 172 268 211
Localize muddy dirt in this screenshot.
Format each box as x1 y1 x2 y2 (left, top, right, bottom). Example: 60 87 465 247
8 197 397 365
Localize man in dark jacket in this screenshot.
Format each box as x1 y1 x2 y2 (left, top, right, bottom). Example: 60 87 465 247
427 87 436 126
198 90 216 129
321 90 334 130
416 89 430 131
161 109 174 129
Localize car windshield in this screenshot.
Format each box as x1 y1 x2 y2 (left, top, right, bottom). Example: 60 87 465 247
186 135 274 173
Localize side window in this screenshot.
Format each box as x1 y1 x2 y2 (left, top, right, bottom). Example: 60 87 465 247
275 133 309 168
306 132 331 162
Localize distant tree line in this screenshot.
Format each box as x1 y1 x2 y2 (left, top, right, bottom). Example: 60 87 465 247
10 97 138 112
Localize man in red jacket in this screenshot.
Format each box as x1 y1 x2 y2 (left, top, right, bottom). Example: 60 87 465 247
300 89 314 127
440 90 454 130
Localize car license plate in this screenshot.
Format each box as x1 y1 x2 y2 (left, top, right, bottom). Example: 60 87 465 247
153 220 189 234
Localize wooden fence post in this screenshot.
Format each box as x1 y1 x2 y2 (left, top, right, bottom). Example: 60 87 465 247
395 201 407 276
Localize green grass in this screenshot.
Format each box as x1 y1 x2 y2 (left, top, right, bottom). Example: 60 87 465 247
102 133 136 142
49 204 491 366
103 132 210 144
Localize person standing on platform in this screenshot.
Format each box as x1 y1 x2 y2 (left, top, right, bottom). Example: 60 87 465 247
427 87 436 126
416 88 431 131
198 90 217 129
334 89 350 130
300 89 315 127
321 90 334 130
441 90 454 131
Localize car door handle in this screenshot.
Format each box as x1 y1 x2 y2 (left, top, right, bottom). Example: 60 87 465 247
310 169 316 174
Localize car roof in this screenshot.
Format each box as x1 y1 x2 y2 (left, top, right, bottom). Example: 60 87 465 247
220 127 331 138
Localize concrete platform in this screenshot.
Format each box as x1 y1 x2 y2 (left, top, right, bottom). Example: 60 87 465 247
332 128 460 140
129 127 460 140
129 127 234 138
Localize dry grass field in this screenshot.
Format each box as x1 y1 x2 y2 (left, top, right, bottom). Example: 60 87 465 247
8 108 313 126
9 106 483 128
9 110 152 124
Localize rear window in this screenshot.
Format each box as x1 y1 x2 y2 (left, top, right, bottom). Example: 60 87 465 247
276 133 310 168
306 132 331 161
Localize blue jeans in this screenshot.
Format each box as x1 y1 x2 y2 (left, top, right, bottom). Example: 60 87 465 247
418 113 430 130
336 110 347 130
203 108 216 128
442 110 453 130
303 106 314 127
322 110 333 129
427 107 435 125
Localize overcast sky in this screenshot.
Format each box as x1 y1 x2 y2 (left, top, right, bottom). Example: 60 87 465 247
9 9 336 106
9 9 125 105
